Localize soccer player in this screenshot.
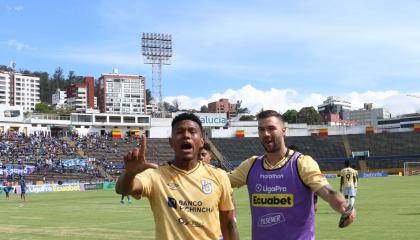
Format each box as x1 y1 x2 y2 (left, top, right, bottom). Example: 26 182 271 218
120 194 131 204
3 182 13 200
340 161 358 211
228 110 356 240
116 113 238 240
198 142 213 164
19 176 27 202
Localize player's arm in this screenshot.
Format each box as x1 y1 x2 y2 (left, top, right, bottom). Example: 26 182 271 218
340 175 344 192
297 156 355 227
220 210 239 240
228 156 257 188
219 170 240 240
115 135 158 196
316 185 356 227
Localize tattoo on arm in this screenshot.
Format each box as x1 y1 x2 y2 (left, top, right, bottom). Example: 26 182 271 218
228 219 237 232
325 185 337 195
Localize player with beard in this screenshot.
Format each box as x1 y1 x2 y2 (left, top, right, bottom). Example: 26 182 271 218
116 113 238 240
228 110 356 240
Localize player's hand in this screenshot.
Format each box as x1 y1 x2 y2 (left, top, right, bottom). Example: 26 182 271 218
339 208 356 228
123 135 158 175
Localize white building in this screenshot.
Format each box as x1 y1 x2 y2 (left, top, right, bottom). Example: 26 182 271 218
98 70 146 114
0 71 40 112
146 104 158 115
349 103 391 126
0 72 11 105
52 89 67 109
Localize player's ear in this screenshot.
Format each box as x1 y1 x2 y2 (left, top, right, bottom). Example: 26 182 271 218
200 137 204 149
282 127 287 135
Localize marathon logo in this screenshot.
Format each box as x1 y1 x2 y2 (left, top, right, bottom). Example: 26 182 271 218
252 194 294 207
259 174 284 179
258 212 286 227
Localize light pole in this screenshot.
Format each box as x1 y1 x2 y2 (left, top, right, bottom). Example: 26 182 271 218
141 33 173 116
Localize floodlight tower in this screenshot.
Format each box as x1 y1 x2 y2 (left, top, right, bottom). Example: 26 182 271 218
141 33 173 115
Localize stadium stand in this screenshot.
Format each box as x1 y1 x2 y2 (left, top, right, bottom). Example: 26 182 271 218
1 131 419 183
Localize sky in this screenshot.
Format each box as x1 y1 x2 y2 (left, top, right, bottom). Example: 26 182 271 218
1 0 419 115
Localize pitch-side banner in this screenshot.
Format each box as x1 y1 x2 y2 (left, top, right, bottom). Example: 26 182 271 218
0 165 36 176
359 172 388 178
26 183 85 193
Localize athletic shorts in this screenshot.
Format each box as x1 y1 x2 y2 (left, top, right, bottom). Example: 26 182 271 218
342 187 356 197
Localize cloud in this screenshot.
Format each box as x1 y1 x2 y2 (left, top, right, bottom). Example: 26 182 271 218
164 85 420 116
6 5 24 12
7 40 30 51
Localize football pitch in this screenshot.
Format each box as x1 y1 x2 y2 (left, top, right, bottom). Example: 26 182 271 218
1 177 419 240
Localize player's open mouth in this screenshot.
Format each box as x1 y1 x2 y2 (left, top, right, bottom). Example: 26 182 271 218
181 142 193 152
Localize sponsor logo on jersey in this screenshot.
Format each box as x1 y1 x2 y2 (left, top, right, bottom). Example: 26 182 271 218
178 217 204 228
201 180 212 194
255 184 287 193
167 197 214 212
259 174 284 179
167 182 179 190
251 194 294 207
258 212 286 227
168 197 177 209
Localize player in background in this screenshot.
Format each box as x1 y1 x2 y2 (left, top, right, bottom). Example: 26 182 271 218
116 113 239 240
19 176 27 202
3 181 13 199
199 141 238 221
120 194 131 204
340 161 358 210
198 142 213 164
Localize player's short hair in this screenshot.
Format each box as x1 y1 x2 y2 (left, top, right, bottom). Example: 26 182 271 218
257 110 284 122
202 142 211 152
345 160 350 167
171 112 203 134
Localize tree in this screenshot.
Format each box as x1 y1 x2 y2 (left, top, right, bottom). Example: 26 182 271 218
256 107 265 118
146 89 153 105
33 71 50 103
67 70 76 85
200 105 209 113
297 107 322 125
239 115 255 121
35 102 52 113
235 100 250 114
283 109 298 123
172 98 181 112
162 101 176 112
52 67 65 91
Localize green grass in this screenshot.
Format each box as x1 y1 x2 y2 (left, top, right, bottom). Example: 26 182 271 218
0 177 419 239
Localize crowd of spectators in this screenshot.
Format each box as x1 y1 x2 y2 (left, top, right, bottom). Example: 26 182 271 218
0 131 131 182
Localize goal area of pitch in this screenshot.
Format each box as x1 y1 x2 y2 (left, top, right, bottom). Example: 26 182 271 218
403 162 420 176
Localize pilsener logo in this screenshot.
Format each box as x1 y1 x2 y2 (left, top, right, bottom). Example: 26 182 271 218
252 194 294 207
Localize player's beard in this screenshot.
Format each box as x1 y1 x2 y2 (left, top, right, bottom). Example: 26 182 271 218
262 136 281 153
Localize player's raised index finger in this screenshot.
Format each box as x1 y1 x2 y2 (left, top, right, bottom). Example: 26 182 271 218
139 134 147 156
131 148 142 160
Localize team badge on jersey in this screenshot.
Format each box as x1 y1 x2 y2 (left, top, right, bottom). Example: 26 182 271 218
201 180 212 194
